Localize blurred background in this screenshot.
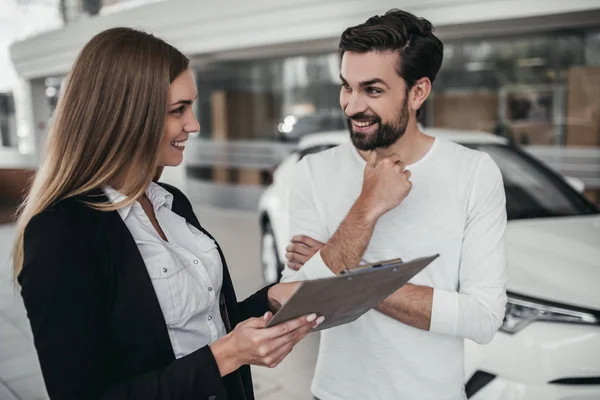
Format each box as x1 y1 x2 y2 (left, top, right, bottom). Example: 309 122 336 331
1 1 600 399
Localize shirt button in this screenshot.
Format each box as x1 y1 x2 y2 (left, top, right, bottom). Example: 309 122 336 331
162 268 167 273
193 260 199 264
208 315 213 320
208 287 213 292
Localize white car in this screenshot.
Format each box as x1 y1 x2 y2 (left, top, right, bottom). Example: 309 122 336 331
258 128 600 399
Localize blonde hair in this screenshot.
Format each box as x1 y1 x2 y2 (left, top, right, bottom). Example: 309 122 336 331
12 27 189 278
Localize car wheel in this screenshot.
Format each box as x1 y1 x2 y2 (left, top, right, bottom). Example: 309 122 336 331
261 219 283 284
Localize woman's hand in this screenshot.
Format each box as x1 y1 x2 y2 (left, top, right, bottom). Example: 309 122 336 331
267 281 302 312
210 312 324 375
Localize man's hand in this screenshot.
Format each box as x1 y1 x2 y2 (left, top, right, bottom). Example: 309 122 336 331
286 235 324 271
359 151 412 221
317 151 411 275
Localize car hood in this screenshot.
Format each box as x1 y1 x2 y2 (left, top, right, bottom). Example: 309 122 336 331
506 214 600 310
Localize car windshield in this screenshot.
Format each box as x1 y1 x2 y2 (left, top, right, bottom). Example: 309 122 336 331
470 144 599 220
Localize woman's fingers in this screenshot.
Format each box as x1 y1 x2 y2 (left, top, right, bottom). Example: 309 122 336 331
258 316 324 368
238 313 324 368
261 341 295 368
268 313 319 339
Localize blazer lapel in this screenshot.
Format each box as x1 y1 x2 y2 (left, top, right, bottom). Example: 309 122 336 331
109 211 175 359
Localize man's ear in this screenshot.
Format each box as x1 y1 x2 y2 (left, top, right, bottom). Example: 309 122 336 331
409 77 431 114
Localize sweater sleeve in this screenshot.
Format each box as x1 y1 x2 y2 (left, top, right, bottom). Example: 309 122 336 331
429 154 509 344
281 157 335 283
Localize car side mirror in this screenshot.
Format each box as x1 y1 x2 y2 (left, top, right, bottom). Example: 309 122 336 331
564 176 585 193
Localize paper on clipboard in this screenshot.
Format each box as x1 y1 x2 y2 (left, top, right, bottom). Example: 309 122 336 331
266 254 439 331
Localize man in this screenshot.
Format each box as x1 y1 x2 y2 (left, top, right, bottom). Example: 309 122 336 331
281 9 508 400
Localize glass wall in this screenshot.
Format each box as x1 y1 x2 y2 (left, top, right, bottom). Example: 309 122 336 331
195 29 600 145
431 33 582 144
194 53 345 143
192 28 600 203
0 92 16 148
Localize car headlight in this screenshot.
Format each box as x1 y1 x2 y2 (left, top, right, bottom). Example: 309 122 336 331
500 292 600 334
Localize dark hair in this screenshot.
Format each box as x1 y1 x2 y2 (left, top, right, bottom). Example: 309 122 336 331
339 9 443 116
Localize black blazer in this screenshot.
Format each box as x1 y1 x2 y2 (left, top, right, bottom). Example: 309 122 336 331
19 183 272 400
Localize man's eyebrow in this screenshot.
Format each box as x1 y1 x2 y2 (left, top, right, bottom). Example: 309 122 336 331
339 75 390 89
359 78 389 89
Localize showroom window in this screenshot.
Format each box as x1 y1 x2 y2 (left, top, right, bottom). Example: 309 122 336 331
194 29 600 147
191 29 600 202
195 53 344 142
0 93 16 148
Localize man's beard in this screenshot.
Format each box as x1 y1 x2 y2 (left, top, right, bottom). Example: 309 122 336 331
347 99 409 151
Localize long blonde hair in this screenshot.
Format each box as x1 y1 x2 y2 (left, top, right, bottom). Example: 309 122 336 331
12 27 189 278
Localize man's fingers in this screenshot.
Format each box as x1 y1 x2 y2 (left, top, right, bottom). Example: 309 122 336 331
368 152 407 169
395 161 407 171
291 235 325 249
393 164 411 179
288 261 302 271
286 251 308 265
286 239 324 267
367 150 377 167
378 153 402 167
286 243 312 257
390 155 403 166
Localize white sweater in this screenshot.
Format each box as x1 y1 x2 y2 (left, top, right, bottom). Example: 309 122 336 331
282 138 508 400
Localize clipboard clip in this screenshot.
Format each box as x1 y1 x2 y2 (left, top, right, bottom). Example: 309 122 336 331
340 257 404 275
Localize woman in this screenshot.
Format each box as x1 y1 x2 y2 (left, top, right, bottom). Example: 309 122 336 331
12 27 323 400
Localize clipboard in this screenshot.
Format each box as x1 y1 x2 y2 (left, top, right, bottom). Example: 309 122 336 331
266 254 439 331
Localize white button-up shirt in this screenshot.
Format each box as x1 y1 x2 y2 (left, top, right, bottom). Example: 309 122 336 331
102 182 227 359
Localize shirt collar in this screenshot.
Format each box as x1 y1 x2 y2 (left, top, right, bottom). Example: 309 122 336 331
146 181 174 211
101 184 133 220
101 182 173 220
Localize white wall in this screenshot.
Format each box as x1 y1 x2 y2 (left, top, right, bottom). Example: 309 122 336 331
10 0 600 80
0 0 62 92
0 0 62 162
